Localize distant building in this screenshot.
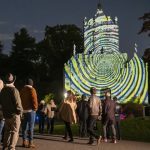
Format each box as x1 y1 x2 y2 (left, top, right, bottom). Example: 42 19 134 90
64 3 148 104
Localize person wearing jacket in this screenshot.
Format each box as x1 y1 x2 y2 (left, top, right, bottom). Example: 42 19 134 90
76 94 89 137
20 78 38 148
103 88 117 143
113 96 121 140
0 73 23 150
87 87 102 145
59 90 77 142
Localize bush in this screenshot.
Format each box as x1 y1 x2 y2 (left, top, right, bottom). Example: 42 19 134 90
122 102 144 118
121 117 150 142
43 93 55 104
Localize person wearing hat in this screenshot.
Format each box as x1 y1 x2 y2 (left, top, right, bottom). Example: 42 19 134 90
20 78 38 148
0 73 23 150
76 94 89 137
87 87 102 145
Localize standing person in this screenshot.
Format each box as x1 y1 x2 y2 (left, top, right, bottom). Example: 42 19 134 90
44 99 57 134
38 100 46 134
113 96 121 140
0 79 5 145
0 73 23 150
87 87 102 145
103 89 117 143
20 78 38 148
59 90 77 142
0 79 4 144
76 94 89 137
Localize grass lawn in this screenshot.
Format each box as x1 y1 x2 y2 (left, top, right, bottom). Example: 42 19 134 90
35 117 150 142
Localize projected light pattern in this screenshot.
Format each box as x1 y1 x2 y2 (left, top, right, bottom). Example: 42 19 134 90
64 5 148 104
84 5 119 55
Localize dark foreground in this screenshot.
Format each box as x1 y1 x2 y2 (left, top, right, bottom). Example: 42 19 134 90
7 134 150 150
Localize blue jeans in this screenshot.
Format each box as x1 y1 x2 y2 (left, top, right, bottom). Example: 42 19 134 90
22 111 36 141
0 119 5 142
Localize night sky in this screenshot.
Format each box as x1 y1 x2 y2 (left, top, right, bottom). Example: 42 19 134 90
0 0 149 59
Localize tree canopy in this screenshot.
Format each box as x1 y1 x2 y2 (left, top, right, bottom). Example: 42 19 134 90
0 24 83 100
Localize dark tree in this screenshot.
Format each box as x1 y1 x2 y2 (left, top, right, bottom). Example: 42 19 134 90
139 13 150 104
0 41 3 54
36 24 83 100
139 12 150 36
0 41 11 77
10 28 37 78
37 24 83 80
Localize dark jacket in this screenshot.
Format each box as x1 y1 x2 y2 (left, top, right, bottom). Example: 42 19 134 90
76 100 89 120
0 85 23 118
103 98 116 124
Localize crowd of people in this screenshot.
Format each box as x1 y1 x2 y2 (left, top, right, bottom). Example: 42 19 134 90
0 73 38 149
0 73 122 150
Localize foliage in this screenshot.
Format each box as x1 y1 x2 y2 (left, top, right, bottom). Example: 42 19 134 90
0 24 83 99
139 13 150 104
0 41 3 54
121 118 150 142
139 13 150 36
43 93 55 104
121 102 144 117
36 24 83 80
10 28 37 78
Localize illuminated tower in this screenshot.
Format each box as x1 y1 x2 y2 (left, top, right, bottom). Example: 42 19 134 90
64 2 148 104
84 3 119 55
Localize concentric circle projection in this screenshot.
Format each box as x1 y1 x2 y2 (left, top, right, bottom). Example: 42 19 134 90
64 53 148 104
64 5 148 104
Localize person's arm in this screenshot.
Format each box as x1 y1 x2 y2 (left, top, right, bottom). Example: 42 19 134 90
99 99 102 116
14 88 23 115
31 88 38 111
44 105 48 115
104 100 109 115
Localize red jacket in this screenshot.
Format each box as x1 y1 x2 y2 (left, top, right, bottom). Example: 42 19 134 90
20 85 38 111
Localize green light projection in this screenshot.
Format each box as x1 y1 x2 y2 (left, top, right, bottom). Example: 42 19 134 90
64 5 148 104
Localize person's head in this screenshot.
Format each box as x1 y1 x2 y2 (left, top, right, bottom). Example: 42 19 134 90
5 73 16 85
105 88 111 98
40 100 45 105
113 96 118 102
26 78 33 86
67 90 73 98
81 94 88 101
0 79 4 91
50 99 54 104
90 87 97 95
66 90 75 102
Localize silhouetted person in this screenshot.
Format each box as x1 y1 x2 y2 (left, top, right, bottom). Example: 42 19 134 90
113 96 121 140
0 79 4 145
38 100 46 134
0 73 23 150
76 94 89 137
103 89 117 143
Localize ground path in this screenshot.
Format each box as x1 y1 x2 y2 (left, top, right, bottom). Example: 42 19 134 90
12 134 150 150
